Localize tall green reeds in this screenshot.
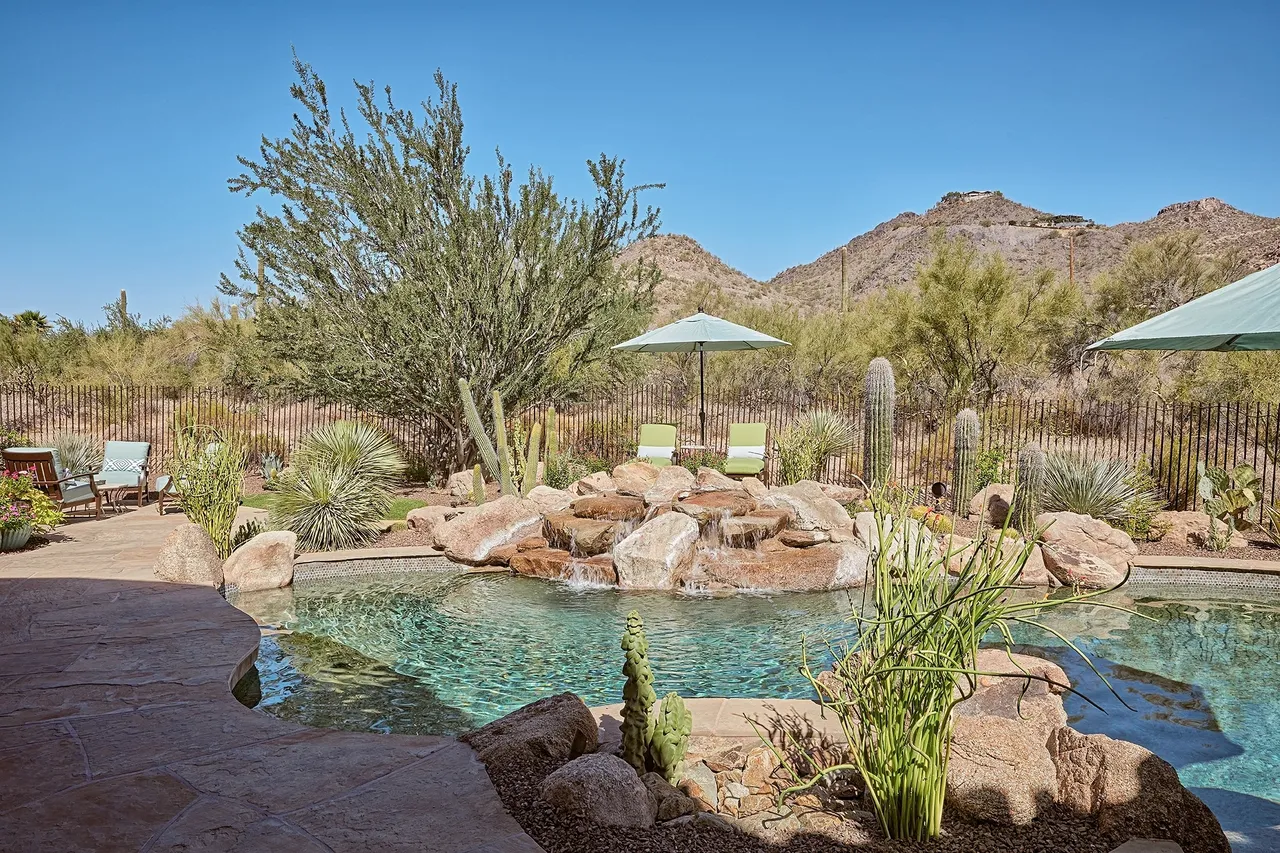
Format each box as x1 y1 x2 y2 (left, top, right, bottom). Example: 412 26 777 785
171 424 246 558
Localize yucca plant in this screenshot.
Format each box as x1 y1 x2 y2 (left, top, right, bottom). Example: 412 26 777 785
171 424 246 558
1043 453 1161 524
776 410 856 484
763 497 1128 841
269 463 391 551
291 421 404 492
53 432 101 476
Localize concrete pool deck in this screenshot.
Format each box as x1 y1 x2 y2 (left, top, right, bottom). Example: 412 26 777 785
0 509 542 853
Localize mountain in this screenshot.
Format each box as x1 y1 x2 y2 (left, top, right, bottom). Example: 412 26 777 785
624 193 1280 317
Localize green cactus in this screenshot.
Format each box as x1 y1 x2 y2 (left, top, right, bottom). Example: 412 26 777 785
521 422 542 496
459 379 501 482
863 357 896 487
953 408 980 512
620 610 657 773
459 379 556 498
648 692 692 783
471 464 486 506
491 391 516 496
544 406 559 467
1013 441 1046 532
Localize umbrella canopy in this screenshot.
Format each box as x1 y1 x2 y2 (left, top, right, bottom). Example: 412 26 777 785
1087 262 1280 352
613 312 790 445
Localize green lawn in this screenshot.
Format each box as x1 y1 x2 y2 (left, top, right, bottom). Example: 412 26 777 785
240 492 426 520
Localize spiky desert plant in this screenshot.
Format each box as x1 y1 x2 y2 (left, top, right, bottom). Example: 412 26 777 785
1012 442 1046 532
171 425 246 558
777 410 857 484
491 391 516 495
291 421 404 492
952 409 980 511
863 357 895 487
620 610 657 773
270 463 390 551
649 692 692 783
458 379 555 498
1043 454 1162 524
459 379 503 486
521 423 542 496
52 433 101 476
470 464 486 506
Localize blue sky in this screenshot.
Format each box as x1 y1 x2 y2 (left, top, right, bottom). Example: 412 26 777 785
2 0 1277 324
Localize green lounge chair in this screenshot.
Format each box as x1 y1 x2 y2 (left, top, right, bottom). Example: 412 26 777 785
723 422 768 478
99 441 152 508
637 424 677 467
1 447 102 517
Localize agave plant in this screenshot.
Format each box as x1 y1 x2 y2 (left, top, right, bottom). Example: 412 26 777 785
1042 453 1161 524
269 463 391 551
291 421 404 492
776 410 856 484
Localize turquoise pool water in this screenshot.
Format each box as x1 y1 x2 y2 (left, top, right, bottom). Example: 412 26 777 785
232 572 1280 850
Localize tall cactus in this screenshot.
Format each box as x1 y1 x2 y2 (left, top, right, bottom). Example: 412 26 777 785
953 408 980 512
1013 441 1046 532
471 464 486 506
649 692 692 783
620 610 657 773
459 379 501 481
544 406 559 467
459 379 552 498
521 422 542 496
491 391 516 496
863 357 896 487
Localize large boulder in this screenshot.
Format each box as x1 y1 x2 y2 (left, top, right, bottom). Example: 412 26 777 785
942 531 1056 587
1050 728 1229 853
673 491 756 523
509 548 616 585
544 511 617 556
526 485 574 515
695 466 741 492
969 483 1014 525
1153 510 1246 548
540 753 657 828
222 530 296 592
570 471 615 495
958 649 1068 737
447 470 477 505
758 490 852 532
1036 511 1137 588
153 523 223 587
699 538 871 591
818 482 864 504
853 512 937 563
405 505 461 537
643 465 696 505
434 495 544 565
613 512 700 589
641 772 698 821
740 477 770 499
462 692 598 765
571 493 647 522
612 461 661 497
947 714 1059 825
721 513 789 547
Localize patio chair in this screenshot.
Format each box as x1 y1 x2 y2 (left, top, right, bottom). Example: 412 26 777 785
723 422 768 479
1 447 102 518
98 441 152 508
636 424 678 467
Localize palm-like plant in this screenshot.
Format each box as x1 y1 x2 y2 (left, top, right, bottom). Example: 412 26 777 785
53 433 101 476
291 421 404 491
776 410 856 484
1043 453 1160 523
269 463 391 551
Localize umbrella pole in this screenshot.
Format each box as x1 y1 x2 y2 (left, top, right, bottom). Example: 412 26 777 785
699 344 706 447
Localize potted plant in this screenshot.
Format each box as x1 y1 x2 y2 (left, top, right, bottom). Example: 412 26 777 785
0 468 64 551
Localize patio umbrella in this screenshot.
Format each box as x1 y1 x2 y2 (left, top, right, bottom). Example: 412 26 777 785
613 312 790 446
1087 262 1280 352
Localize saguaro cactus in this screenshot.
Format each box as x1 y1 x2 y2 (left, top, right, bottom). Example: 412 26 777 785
459 379 551 498
649 692 692 783
620 610 657 772
470 464 486 506
544 406 559 468
953 408 980 511
1013 441 1046 532
863 357 896 487
521 423 542 497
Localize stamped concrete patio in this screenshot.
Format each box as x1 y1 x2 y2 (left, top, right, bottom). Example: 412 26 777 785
0 509 543 852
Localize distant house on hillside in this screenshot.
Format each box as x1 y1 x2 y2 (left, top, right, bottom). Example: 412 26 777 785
941 190 1000 204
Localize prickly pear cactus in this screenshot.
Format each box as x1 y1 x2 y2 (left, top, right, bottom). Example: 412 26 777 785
1013 441 1046 532
620 610 657 773
863 357 896 487
470 464 486 506
953 408 980 511
648 692 692 783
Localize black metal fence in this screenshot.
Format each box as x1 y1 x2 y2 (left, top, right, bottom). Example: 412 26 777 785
2 384 1277 509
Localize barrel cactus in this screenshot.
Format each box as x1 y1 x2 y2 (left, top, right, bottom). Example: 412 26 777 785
863 357 896 487
1013 442 1046 532
953 408 980 512
649 692 692 784
620 610 657 772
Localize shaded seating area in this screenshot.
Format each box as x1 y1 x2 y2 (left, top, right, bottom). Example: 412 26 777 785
1 447 102 517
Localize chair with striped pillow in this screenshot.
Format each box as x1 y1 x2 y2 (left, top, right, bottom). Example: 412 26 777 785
99 441 152 507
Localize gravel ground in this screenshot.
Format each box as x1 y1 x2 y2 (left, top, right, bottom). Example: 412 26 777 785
373 528 440 548
480 753 1121 853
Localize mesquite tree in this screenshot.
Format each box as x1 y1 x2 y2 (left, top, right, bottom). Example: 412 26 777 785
220 56 661 470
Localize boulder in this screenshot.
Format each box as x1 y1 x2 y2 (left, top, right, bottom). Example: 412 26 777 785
447 470 477 504
509 548 617 585
153 523 223 587
643 465 696 505
1036 511 1137 588
526 485 574 515
947 713 1058 825
433 495 544 565
757 490 852 533
641 772 698 822
943 531 1056 586
1050 728 1229 853
540 753 657 828
1153 510 1246 548
405 505 461 536
819 482 864 504
673 491 756 523
679 760 719 811
969 483 1014 525
741 747 781 793
544 511 617 556
698 538 871 591
613 512 700 589
571 471 615 495
695 467 741 492
721 514 789 547
223 531 297 593
571 493 647 521
462 692 598 766
958 649 1068 738
777 528 829 548
740 477 770 499
612 461 661 497
853 512 937 563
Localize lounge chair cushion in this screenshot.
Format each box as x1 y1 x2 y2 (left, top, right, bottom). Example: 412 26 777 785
637 445 676 461
723 457 765 476
726 445 766 461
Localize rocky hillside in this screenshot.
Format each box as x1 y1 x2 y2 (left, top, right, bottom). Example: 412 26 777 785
625 193 1280 316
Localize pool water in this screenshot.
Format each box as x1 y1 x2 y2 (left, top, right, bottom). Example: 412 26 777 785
232 572 1280 850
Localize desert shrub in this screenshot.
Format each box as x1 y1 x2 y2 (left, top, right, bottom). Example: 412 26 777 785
269 463 390 551
543 452 612 490
0 424 30 448
680 450 726 475
973 445 1008 488
171 425 246 558
230 518 267 551
291 421 404 491
1042 453 1160 524
1116 459 1166 540
52 433 101 476
776 410 856 485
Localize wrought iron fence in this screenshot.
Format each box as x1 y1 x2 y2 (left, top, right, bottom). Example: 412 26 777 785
2 384 1277 510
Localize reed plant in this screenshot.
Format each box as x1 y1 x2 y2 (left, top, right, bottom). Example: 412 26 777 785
171 424 246 558
768 498 1128 840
